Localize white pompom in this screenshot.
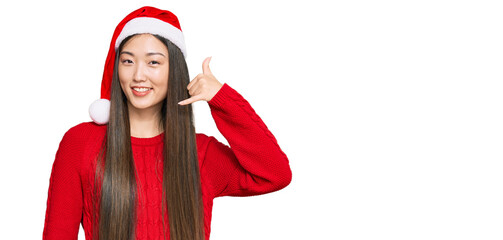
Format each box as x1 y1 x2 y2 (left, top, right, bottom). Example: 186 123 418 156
89 99 110 125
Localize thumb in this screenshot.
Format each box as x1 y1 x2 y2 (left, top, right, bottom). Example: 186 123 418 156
202 56 212 75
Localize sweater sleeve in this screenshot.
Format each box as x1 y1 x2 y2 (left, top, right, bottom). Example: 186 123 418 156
43 127 83 239
204 83 292 198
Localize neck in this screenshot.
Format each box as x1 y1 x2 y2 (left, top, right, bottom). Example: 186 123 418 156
127 101 164 138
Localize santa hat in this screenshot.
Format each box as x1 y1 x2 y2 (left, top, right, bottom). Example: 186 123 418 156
88 6 186 125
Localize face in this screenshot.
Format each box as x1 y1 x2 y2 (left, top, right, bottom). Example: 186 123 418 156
118 33 169 114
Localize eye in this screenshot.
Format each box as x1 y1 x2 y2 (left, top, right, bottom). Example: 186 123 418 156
149 61 160 65
122 59 133 64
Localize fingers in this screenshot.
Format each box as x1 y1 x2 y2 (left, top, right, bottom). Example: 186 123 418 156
179 56 215 106
178 95 203 105
190 56 212 90
188 82 201 96
202 56 212 75
180 77 202 105
187 73 203 89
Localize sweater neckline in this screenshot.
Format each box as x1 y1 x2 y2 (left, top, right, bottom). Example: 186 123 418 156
130 131 165 146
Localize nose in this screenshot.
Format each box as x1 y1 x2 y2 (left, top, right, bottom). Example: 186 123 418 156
133 62 147 82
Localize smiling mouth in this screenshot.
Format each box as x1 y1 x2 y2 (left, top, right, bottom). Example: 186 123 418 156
131 87 153 96
132 87 152 91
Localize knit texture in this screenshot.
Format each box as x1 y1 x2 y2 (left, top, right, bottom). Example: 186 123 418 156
42 83 292 240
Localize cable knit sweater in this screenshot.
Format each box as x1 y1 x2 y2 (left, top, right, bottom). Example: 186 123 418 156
42 83 292 240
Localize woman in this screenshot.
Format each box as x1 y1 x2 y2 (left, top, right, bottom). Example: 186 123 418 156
42 6 292 240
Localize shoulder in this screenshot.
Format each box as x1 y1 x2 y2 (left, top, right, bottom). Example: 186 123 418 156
196 132 223 146
61 121 106 144
64 121 106 137
52 122 106 172
56 122 107 165
195 132 211 149
195 133 221 163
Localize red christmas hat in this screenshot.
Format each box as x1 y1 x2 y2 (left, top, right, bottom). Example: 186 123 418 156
88 6 186 125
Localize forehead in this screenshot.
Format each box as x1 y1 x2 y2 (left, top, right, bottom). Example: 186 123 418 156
121 34 168 54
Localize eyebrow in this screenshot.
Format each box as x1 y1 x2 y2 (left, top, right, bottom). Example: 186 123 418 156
120 51 166 57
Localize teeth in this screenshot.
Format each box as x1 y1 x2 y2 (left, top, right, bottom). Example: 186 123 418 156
133 88 151 92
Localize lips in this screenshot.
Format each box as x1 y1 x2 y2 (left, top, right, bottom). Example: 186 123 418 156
131 87 153 97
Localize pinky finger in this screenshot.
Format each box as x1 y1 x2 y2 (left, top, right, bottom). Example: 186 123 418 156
178 95 202 105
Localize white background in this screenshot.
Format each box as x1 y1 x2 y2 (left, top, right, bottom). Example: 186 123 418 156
0 0 502 239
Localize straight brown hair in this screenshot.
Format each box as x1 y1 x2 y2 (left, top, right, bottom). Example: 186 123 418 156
91 33 205 240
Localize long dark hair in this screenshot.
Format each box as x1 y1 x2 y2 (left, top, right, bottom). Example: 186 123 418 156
91 33 205 240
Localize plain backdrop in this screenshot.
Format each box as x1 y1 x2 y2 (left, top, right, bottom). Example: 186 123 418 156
0 0 502 239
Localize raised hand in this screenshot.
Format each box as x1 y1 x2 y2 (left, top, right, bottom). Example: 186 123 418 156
178 56 223 105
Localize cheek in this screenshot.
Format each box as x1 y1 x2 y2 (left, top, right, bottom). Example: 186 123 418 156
152 67 169 79
118 67 134 87
118 67 128 83
152 68 169 87
156 79 169 98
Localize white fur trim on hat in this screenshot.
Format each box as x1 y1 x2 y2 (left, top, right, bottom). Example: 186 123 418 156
115 17 187 58
89 99 110 125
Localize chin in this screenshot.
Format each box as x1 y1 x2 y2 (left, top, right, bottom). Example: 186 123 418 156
131 99 164 110
126 98 149 108
131 102 153 110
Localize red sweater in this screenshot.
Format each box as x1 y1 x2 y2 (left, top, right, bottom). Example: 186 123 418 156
42 83 292 240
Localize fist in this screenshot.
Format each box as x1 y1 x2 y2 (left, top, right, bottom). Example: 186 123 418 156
178 56 223 105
